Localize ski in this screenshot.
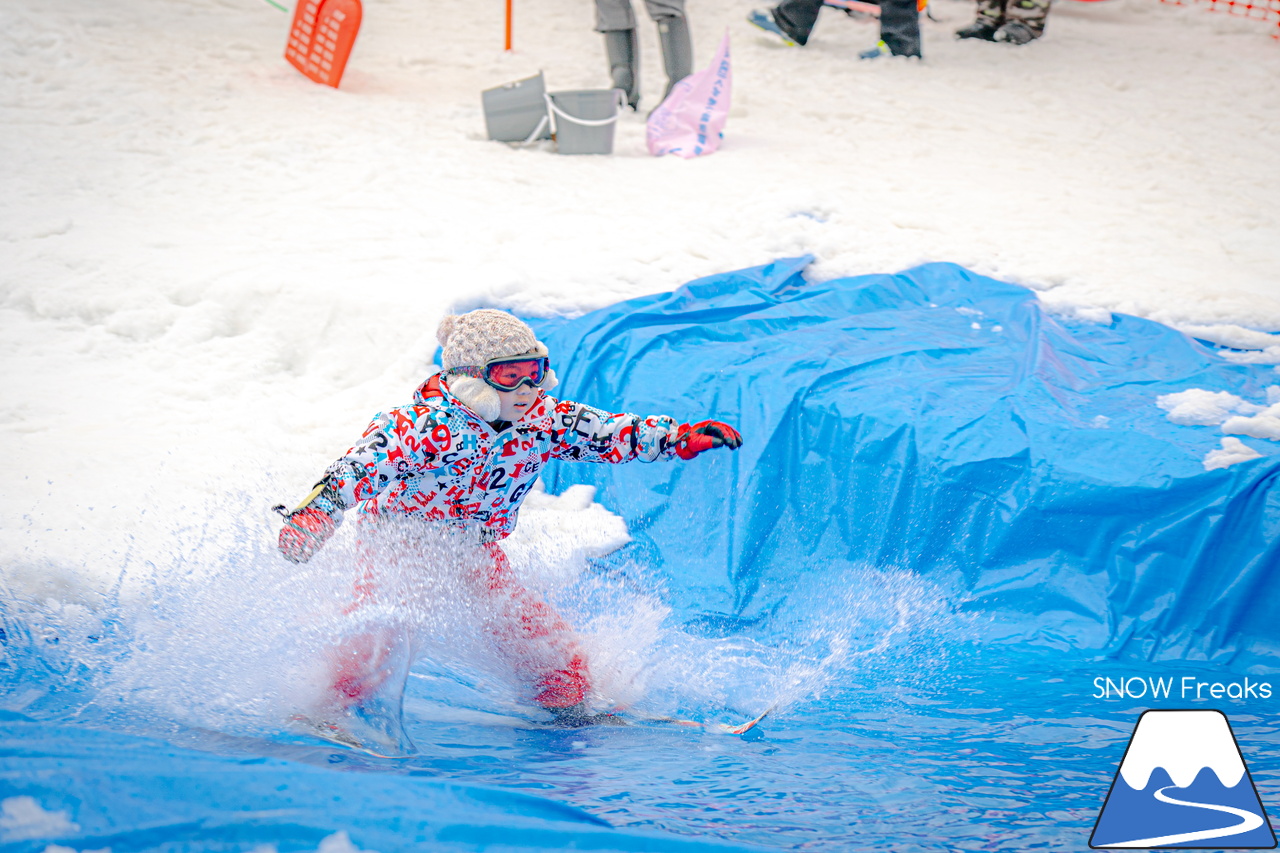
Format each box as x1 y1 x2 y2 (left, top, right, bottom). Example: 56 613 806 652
636 705 775 735
288 714 416 759
289 706 772 749
824 0 883 16
823 0 931 16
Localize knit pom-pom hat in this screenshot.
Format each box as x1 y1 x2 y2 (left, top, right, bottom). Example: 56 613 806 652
436 309 557 421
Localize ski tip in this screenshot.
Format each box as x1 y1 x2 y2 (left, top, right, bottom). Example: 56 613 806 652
726 704 776 735
654 704 776 735
287 713 417 759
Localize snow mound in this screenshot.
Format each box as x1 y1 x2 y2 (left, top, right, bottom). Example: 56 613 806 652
1203 436 1264 470
1223 403 1280 441
1156 389 1261 425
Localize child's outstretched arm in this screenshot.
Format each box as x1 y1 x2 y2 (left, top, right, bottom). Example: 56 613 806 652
549 399 742 464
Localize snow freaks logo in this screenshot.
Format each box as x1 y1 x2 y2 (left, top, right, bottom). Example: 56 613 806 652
1093 675 1272 702
1090 710 1277 849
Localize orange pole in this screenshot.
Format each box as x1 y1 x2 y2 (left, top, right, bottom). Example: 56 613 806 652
505 0 513 51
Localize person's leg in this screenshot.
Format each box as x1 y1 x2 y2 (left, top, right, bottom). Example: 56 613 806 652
475 543 591 711
596 0 640 109
877 0 921 56
643 0 693 103
771 0 825 44
291 522 415 752
957 0 1005 39
328 630 399 704
604 30 641 108
996 0 1050 43
327 526 395 705
594 0 637 31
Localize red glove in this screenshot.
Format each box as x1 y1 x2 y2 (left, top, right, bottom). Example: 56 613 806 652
674 420 743 460
278 506 337 563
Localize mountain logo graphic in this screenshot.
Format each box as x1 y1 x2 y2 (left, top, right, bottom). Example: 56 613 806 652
1091 709 1276 849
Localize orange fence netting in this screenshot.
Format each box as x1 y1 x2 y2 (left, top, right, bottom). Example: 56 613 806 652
1158 0 1280 37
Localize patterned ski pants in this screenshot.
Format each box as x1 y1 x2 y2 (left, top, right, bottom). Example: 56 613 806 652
975 0 1052 35
332 537 590 710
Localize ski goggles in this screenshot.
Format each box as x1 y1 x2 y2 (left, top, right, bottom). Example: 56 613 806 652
481 355 550 391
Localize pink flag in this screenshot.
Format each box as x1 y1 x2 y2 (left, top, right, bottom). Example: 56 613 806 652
646 31 731 159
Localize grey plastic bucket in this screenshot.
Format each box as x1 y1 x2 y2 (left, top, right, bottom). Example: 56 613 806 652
482 72 551 143
547 89 625 155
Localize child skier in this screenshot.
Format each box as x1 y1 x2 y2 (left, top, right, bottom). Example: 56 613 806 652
277 308 741 727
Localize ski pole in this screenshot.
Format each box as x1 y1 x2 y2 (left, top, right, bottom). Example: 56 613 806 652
273 481 328 517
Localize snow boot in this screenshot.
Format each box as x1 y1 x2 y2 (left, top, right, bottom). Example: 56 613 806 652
955 20 998 39
993 19 1035 43
998 0 1049 41
878 0 922 56
550 703 628 728
603 28 640 110
747 8 801 46
858 39 891 58
656 15 693 102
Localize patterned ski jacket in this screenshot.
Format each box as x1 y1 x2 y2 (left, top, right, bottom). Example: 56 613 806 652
321 374 680 541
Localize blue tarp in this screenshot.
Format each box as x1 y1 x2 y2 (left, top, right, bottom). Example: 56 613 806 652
0 718 759 853
533 259 1280 671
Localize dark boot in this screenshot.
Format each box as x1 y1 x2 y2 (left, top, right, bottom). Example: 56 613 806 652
1000 0 1050 40
655 15 693 103
955 20 998 39
772 0 824 44
549 703 628 728
603 29 640 109
993 19 1035 43
878 0 922 56
966 0 1006 34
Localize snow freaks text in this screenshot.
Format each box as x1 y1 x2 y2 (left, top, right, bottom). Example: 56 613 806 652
1092 676 1273 702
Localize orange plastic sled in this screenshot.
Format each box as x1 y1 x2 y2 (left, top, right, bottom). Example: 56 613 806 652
285 0 362 88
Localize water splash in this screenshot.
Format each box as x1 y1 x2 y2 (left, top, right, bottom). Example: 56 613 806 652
538 558 971 723
2 484 973 746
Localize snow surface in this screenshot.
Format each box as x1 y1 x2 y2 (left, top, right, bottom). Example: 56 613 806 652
1204 436 1264 469
2 0 1279 591
1156 386 1280 456
0 797 78 844
1156 388 1262 425
1224 403 1280 440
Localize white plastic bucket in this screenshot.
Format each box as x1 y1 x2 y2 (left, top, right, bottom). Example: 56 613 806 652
546 89 626 155
482 72 552 144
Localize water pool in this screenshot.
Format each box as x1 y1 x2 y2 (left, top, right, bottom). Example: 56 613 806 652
4 617 1277 853
4 261 1277 851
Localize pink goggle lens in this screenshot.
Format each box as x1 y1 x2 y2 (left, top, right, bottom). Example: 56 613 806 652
484 358 547 390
